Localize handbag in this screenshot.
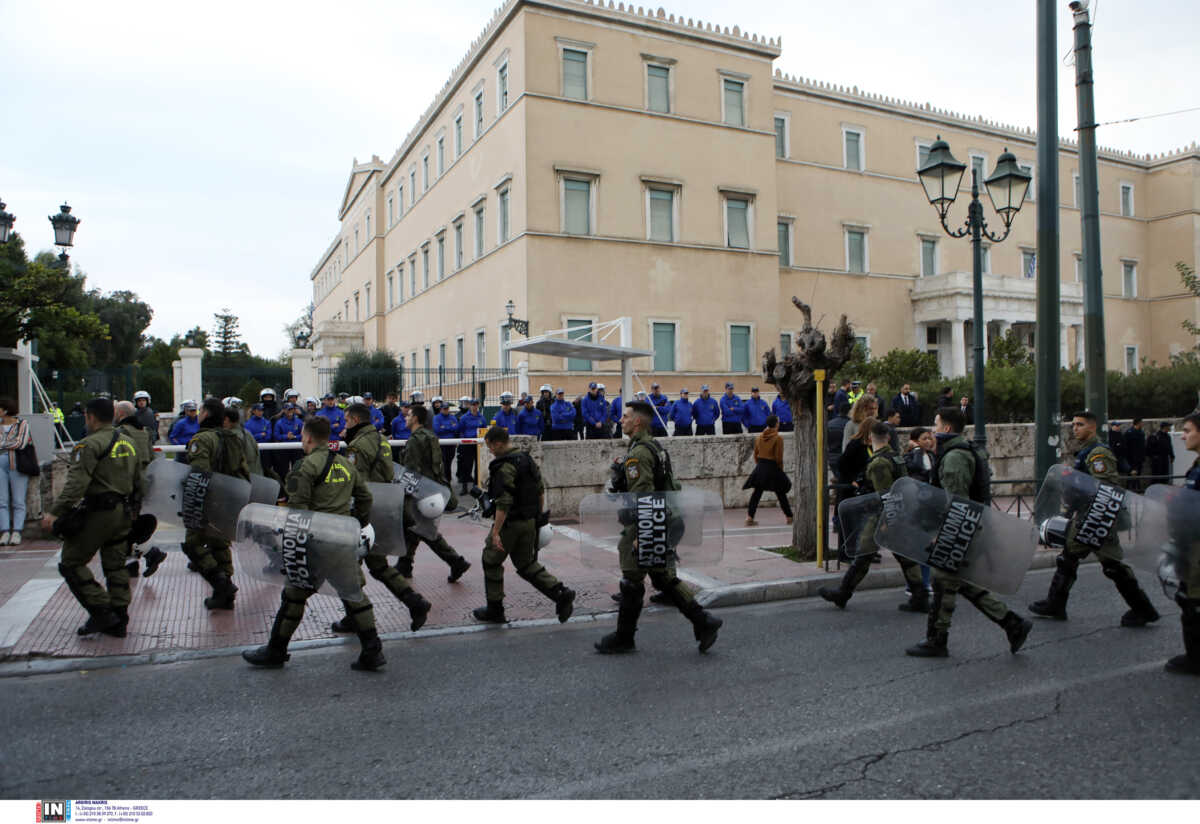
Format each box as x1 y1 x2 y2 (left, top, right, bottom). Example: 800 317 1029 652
13 420 39 476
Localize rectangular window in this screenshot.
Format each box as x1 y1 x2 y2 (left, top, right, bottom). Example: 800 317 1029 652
780 333 792 356
1022 250 1037 279
365 212 371 238
410 170 416 205
409 255 416 295
777 221 791 267
454 115 463 157
846 229 867 273
353 292 360 321
566 318 592 371
474 205 485 258
927 327 939 346
354 227 360 253
387 273 394 307
722 78 744 127
454 222 464 270
398 184 404 216
365 284 371 316
437 137 445 176
648 188 674 242
855 335 871 359
1019 163 1034 201
647 65 669 113
476 330 486 367
564 179 591 235
726 198 750 249
1120 184 1134 217
387 196 394 226
397 263 404 302
1125 345 1138 375
917 142 932 169
729 324 751 373
652 322 676 372
456 337 464 378
921 238 937 277
1123 261 1137 297
424 347 431 373
970 155 985 187
981 245 991 274
774 116 787 158
422 247 430 288
474 92 484 138
437 235 445 280
498 63 509 111
1074 254 1083 283
1074 173 1082 207
498 189 510 242
422 154 429 191
411 352 417 373
439 342 446 369
844 129 863 171
500 324 511 370
563 49 588 100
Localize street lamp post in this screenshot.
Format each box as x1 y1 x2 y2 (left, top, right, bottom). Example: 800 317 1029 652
48 203 81 265
0 200 15 244
504 299 530 337
918 137 1031 449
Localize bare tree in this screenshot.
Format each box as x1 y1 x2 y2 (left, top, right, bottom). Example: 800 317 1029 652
762 297 855 560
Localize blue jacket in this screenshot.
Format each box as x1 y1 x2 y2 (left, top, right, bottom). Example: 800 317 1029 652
609 396 622 422
273 415 303 444
692 397 720 426
648 393 670 413
245 415 272 442
369 405 385 431
516 408 544 437
491 407 519 431
390 414 411 440
719 394 744 424
550 399 577 430
316 405 346 440
669 399 694 426
581 393 608 427
169 416 199 445
744 397 770 428
458 411 486 436
772 396 793 425
433 412 460 438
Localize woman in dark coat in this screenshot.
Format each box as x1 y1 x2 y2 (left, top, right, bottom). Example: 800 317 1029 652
743 416 793 526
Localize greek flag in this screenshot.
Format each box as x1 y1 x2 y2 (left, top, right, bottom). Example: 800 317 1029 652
1025 253 1037 279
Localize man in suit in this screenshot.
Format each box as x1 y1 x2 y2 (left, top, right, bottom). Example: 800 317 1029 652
891 383 921 427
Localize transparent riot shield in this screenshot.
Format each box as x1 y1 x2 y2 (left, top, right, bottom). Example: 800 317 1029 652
578 489 724 570
1034 464 1146 558
1135 485 1200 597
836 492 899 559
142 459 251 540
249 474 281 506
233 503 364 600
365 481 409 557
874 477 1037 595
393 465 452 540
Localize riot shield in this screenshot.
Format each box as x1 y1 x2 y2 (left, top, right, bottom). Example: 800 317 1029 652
577 489 724 570
365 481 409 557
1134 485 1200 597
233 503 364 600
393 465 452 540
1033 464 1146 558
836 492 903 559
874 477 1037 595
142 459 251 540
249 473 281 506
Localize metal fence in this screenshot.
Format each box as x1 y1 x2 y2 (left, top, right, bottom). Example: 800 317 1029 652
42 366 173 409
318 365 518 407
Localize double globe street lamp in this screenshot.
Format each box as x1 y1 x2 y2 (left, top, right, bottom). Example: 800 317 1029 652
917 137 1031 448
0 199 82 264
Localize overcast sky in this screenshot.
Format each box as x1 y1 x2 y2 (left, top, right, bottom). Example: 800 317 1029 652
4 0 1197 359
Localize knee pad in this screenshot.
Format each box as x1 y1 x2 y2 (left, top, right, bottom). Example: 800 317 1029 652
515 561 542 582
279 590 308 619
649 574 681 593
619 578 645 599
1100 558 1134 584
58 562 87 585
1055 553 1080 578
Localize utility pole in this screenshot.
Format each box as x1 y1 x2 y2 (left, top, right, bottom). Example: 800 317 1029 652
1034 0 1062 486
1072 0 1108 435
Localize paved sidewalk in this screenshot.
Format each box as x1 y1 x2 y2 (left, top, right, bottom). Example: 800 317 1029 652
0 502 1054 663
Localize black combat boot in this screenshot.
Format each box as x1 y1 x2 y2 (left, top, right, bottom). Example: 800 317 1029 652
142 546 168 577
125 559 140 578
1029 554 1077 619
243 612 291 667
203 570 237 610
596 579 642 654
110 606 129 638
898 588 931 613
1105 563 1161 627
76 607 123 637
330 612 356 633
394 557 414 578
906 631 949 657
400 589 432 631
1166 595 1200 675
999 611 1033 654
351 629 387 671
447 556 471 583
818 586 850 609
548 584 576 623
681 601 723 653
472 601 507 623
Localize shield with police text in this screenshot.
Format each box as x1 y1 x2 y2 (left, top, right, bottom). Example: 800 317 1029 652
365 481 409 556
1034 464 1147 558
873 477 1037 594
577 489 724 570
836 492 906 559
1133 485 1198 596
233 503 364 600
249 473 281 506
142 459 251 540
393 465 452 540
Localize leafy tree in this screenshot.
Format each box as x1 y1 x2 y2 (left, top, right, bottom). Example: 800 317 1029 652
835 346 940 400
988 329 1034 367
211 309 247 360
333 349 401 399
85 289 153 367
1179 261 1200 339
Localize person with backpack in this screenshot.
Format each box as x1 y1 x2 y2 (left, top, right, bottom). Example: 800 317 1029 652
906 407 1033 658
594 400 724 655
818 420 928 612
471 426 576 625
1027 410 1160 628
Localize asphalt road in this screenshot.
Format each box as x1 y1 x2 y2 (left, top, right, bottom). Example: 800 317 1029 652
2 565 1198 800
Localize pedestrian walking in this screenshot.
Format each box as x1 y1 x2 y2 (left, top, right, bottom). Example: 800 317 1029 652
1163 413 1200 675
0 399 34 546
743 416 793 527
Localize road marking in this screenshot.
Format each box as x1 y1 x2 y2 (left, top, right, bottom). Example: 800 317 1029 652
0 551 62 648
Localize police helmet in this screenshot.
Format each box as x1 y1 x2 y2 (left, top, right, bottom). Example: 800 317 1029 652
410 391 425 404
596 383 606 391
284 388 298 399
306 397 319 406
349 395 364 405
338 392 349 400
537 523 555 549
358 524 376 558
459 395 471 406
499 391 514 404
181 400 197 411
133 390 150 402
260 388 276 399
432 396 443 404
228 397 244 409
539 384 552 393
417 492 447 520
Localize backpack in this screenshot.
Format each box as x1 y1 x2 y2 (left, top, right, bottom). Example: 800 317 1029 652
640 437 681 491
933 441 992 504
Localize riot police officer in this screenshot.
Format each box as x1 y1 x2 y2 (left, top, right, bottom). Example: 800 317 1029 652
472 426 575 624
114 400 165 578
1166 413 1200 674
595 400 724 654
132 390 159 444
1029 410 1160 627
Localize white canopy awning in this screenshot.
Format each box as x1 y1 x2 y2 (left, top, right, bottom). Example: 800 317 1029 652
503 335 653 362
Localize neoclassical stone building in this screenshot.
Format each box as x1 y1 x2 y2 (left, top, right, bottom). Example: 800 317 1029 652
308 0 1200 396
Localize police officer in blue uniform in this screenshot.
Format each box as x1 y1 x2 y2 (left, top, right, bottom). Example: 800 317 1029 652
169 401 199 445
456 398 486 494
647 383 670 437
491 392 519 432
433 400 461 483
609 390 623 438
363 392 385 431
316 393 347 442
244 403 272 443
581 382 610 439
772 394 794 432
549 389 576 441
516 396 544 439
719 383 744 435
692 385 720 436
743 387 770 434
669 389 694 436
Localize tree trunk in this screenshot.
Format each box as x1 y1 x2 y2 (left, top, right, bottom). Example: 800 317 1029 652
790 401 818 560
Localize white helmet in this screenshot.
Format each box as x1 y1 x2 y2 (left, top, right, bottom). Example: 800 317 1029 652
499 391 514 403
284 387 298 399
133 390 150 402
538 523 554 549
432 395 443 403
349 395 364 405
227 396 244 409
358 524 376 558
596 383 606 391
539 384 552 392
305 396 319 406
260 388 276 399
417 492 447 520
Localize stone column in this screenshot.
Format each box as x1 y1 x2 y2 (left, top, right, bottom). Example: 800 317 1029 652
1074 324 1084 368
16 340 34 415
291 348 316 399
517 360 530 397
914 322 926 350
172 360 183 411
619 316 634 414
950 320 967 377
179 347 203 404
1060 324 1071 369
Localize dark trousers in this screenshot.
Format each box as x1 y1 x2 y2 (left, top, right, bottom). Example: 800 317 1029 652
456 444 476 486
722 422 743 435
778 422 794 432
586 424 611 439
746 424 765 434
547 428 572 441
695 424 716 436
748 487 793 519
672 424 693 436
440 445 457 482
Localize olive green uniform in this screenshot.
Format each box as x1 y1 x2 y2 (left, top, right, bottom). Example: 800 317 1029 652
53 425 142 625
1166 457 1200 673
395 425 468 578
117 417 157 567
183 422 250 580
